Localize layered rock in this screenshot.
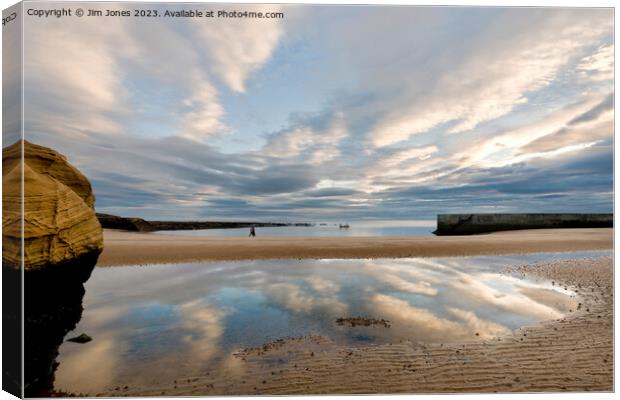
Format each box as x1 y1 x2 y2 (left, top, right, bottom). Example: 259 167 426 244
2 140 103 273
3 140 95 207
2 140 103 396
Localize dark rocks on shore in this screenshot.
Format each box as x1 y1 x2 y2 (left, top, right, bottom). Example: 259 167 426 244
336 317 391 328
67 333 92 344
96 212 312 232
96 213 156 232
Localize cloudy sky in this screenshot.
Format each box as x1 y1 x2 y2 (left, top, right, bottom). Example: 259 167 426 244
7 4 614 221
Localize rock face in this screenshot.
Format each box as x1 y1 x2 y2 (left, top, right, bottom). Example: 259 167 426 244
2 140 103 272
3 140 95 207
2 140 103 396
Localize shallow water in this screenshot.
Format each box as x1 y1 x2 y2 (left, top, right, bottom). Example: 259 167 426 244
153 220 435 237
53 250 610 394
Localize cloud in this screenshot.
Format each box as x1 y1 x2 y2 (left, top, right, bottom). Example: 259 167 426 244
520 119 611 155
381 143 612 214
2 4 23 143
447 272 566 321
178 300 227 361
181 70 226 140
55 337 122 394
23 6 232 142
567 93 614 126
191 5 285 93
457 93 611 169
264 126 315 157
303 187 361 198
370 10 612 147
265 282 347 315
377 273 438 296
18 6 613 221
305 276 340 294
445 307 511 339
370 294 509 341
577 44 614 82
375 146 438 171
24 18 134 137
362 145 441 191
263 112 349 165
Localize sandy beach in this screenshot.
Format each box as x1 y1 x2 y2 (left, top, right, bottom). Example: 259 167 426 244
98 228 613 266
89 228 614 395
101 256 612 395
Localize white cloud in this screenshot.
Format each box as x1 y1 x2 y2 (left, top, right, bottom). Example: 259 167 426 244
182 70 226 141
266 282 347 315
445 307 511 339
370 293 510 341
522 117 612 155
370 11 613 148
308 114 348 164
306 276 340 294
577 44 614 82
19 7 612 220
24 19 135 136
191 5 285 93
55 336 122 394
24 9 230 142
377 146 438 170
365 145 439 185
264 112 349 165
378 273 438 296
448 272 565 321
457 93 611 169
178 300 227 361
265 126 315 157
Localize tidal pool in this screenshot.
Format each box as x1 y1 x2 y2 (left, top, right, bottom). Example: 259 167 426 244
53 251 609 394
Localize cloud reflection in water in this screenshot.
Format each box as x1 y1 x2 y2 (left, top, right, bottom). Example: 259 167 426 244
53 251 601 393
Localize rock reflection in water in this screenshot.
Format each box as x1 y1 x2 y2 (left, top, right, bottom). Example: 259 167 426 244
53 252 606 395
20 253 99 397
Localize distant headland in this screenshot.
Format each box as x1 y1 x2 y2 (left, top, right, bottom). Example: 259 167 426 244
96 213 312 232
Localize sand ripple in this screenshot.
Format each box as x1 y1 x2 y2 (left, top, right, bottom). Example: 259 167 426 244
108 256 612 396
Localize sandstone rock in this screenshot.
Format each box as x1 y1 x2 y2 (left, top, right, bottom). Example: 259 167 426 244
3 140 104 396
3 140 95 207
2 140 103 272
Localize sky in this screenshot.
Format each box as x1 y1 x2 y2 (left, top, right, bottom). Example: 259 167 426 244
4 4 614 221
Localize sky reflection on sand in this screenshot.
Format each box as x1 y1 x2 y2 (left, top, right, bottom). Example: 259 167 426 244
53 251 609 394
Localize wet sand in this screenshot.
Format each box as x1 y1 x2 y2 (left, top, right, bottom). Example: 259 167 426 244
106 256 613 396
98 228 612 266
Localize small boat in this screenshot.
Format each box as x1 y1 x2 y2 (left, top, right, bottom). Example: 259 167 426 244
339 224 350 229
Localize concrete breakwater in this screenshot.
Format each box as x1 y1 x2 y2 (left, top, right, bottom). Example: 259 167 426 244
434 213 613 235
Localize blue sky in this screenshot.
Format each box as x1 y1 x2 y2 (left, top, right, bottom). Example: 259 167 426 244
7 4 614 221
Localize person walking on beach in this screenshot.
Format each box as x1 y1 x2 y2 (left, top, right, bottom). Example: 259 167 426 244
249 225 256 237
